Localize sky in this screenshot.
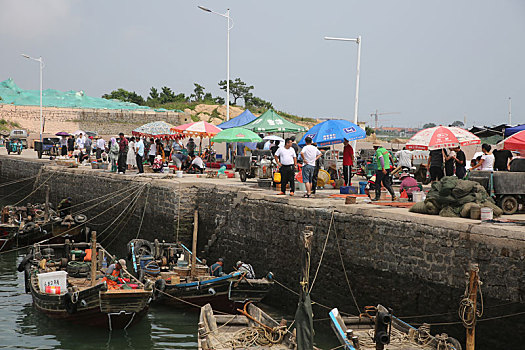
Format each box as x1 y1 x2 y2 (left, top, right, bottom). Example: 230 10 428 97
1 0 524 128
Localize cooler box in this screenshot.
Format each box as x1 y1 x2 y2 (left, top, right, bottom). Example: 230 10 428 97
340 186 358 195
38 271 67 294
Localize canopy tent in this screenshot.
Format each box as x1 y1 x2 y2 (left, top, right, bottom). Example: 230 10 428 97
469 124 508 138
298 119 366 147
211 127 262 143
497 130 525 151
504 124 525 138
243 109 306 133
132 121 181 139
217 109 257 129
406 126 480 150
171 121 222 138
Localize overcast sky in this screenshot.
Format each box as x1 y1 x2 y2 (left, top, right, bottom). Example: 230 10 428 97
1 0 523 127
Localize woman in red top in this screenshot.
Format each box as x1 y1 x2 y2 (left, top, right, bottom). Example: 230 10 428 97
342 139 354 186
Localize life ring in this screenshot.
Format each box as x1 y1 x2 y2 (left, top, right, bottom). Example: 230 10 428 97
153 279 166 301
17 253 33 272
64 292 78 314
74 214 87 224
22 222 38 234
50 215 62 223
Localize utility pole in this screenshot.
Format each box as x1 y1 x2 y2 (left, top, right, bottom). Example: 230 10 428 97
508 97 512 125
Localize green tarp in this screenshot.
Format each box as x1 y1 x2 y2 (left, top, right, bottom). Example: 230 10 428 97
243 109 306 133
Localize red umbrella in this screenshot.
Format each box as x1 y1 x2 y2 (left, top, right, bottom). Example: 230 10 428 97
497 130 525 150
406 126 480 150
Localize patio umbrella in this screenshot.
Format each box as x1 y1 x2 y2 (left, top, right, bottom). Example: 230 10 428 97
406 126 480 150
132 121 180 139
171 121 222 138
85 131 98 137
73 130 86 135
497 130 525 150
217 109 257 129
243 109 306 133
298 119 366 147
55 131 70 136
211 127 262 143
263 135 285 142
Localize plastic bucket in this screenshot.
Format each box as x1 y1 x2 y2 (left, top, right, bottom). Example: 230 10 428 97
175 171 183 178
413 192 424 203
359 181 367 194
480 207 493 221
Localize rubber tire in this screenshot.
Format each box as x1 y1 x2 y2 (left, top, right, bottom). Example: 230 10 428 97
64 292 78 314
499 195 518 215
17 253 33 272
134 239 154 257
153 279 166 301
24 267 31 294
23 222 38 234
239 169 247 182
446 337 462 350
50 215 62 223
74 214 87 224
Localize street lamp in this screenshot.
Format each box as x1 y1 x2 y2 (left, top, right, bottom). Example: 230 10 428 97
324 36 362 152
198 5 234 121
21 54 44 142
508 97 512 125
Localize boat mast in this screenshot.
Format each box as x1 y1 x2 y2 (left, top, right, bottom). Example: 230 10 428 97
91 231 97 286
44 185 50 222
465 263 479 350
191 210 198 277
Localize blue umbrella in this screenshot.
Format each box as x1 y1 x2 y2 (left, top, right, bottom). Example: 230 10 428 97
298 119 366 147
217 109 257 129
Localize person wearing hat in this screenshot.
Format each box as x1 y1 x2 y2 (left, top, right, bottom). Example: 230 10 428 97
399 172 420 201
342 138 354 186
210 258 225 277
236 260 255 279
372 141 396 201
103 259 127 290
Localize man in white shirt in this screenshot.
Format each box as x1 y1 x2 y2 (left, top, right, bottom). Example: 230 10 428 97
190 155 205 173
96 137 106 160
274 138 298 196
392 147 413 175
75 133 85 149
135 138 145 174
148 138 157 165
300 137 322 198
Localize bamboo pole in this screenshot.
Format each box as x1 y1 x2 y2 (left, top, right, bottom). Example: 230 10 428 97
191 210 198 277
44 185 50 222
466 263 479 350
91 231 97 286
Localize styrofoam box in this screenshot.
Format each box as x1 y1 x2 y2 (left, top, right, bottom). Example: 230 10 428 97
37 271 67 294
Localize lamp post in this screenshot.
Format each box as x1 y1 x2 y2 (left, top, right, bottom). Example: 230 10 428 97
21 54 44 142
324 36 362 152
198 5 234 121
508 97 512 125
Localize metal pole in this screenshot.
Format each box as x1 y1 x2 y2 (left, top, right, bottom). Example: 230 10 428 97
39 57 43 142
226 9 230 121
191 210 198 277
508 97 512 125
91 231 97 286
352 36 361 154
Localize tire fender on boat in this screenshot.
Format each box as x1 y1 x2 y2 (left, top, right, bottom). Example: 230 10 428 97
64 292 78 314
74 214 87 224
153 279 166 301
22 222 38 234
17 253 33 272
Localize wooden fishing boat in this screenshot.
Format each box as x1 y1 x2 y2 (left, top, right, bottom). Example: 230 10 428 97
128 238 273 312
20 234 152 329
1 202 88 252
329 305 462 350
198 302 296 349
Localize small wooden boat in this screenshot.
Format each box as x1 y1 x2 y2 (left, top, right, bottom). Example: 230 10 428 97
20 234 152 329
0 203 88 252
128 238 273 312
198 302 296 349
329 305 462 350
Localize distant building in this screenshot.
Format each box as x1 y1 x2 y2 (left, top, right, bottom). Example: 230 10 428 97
375 126 419 138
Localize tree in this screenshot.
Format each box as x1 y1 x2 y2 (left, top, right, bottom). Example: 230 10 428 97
102 88 145 105
365 126 375 136
422 123 436 129
245 94 273 110
148 87 159 101
450 120 464 127
190 83 205 102
218 78 254 105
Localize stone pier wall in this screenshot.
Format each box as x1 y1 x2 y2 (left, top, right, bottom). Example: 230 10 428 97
1 156 524 310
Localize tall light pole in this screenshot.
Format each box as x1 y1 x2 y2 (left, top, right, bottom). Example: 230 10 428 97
21 54 44 142
324 36 362 152
508 97 512 125
198 6 234 121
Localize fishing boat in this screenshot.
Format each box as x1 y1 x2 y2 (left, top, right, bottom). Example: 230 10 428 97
19 233 152 329
1 202 88 252
128 238 273 312
329 305 462 350
198 302 296 349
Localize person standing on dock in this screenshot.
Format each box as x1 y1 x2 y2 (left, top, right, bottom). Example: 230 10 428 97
453 146 467 179
372 141 396 201
135 137 145 174
427 148 445 182
96 136 106 161
342 138 354 186
67 135 75 156
275 138 298 196
109 138 119 172
117 133 129 174
300 137 321 198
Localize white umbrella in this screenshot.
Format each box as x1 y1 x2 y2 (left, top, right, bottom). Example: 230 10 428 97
73 130 86 136
263 135 285 142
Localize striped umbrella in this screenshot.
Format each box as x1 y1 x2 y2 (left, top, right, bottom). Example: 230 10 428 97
171 121 222 138
406 126 480 150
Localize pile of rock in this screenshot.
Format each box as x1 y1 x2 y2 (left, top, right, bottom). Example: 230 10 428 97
409 176 503 218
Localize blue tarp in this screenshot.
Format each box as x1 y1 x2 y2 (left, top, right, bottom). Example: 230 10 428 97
217 109 257 129
504 124 525 138
298 119 366 147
